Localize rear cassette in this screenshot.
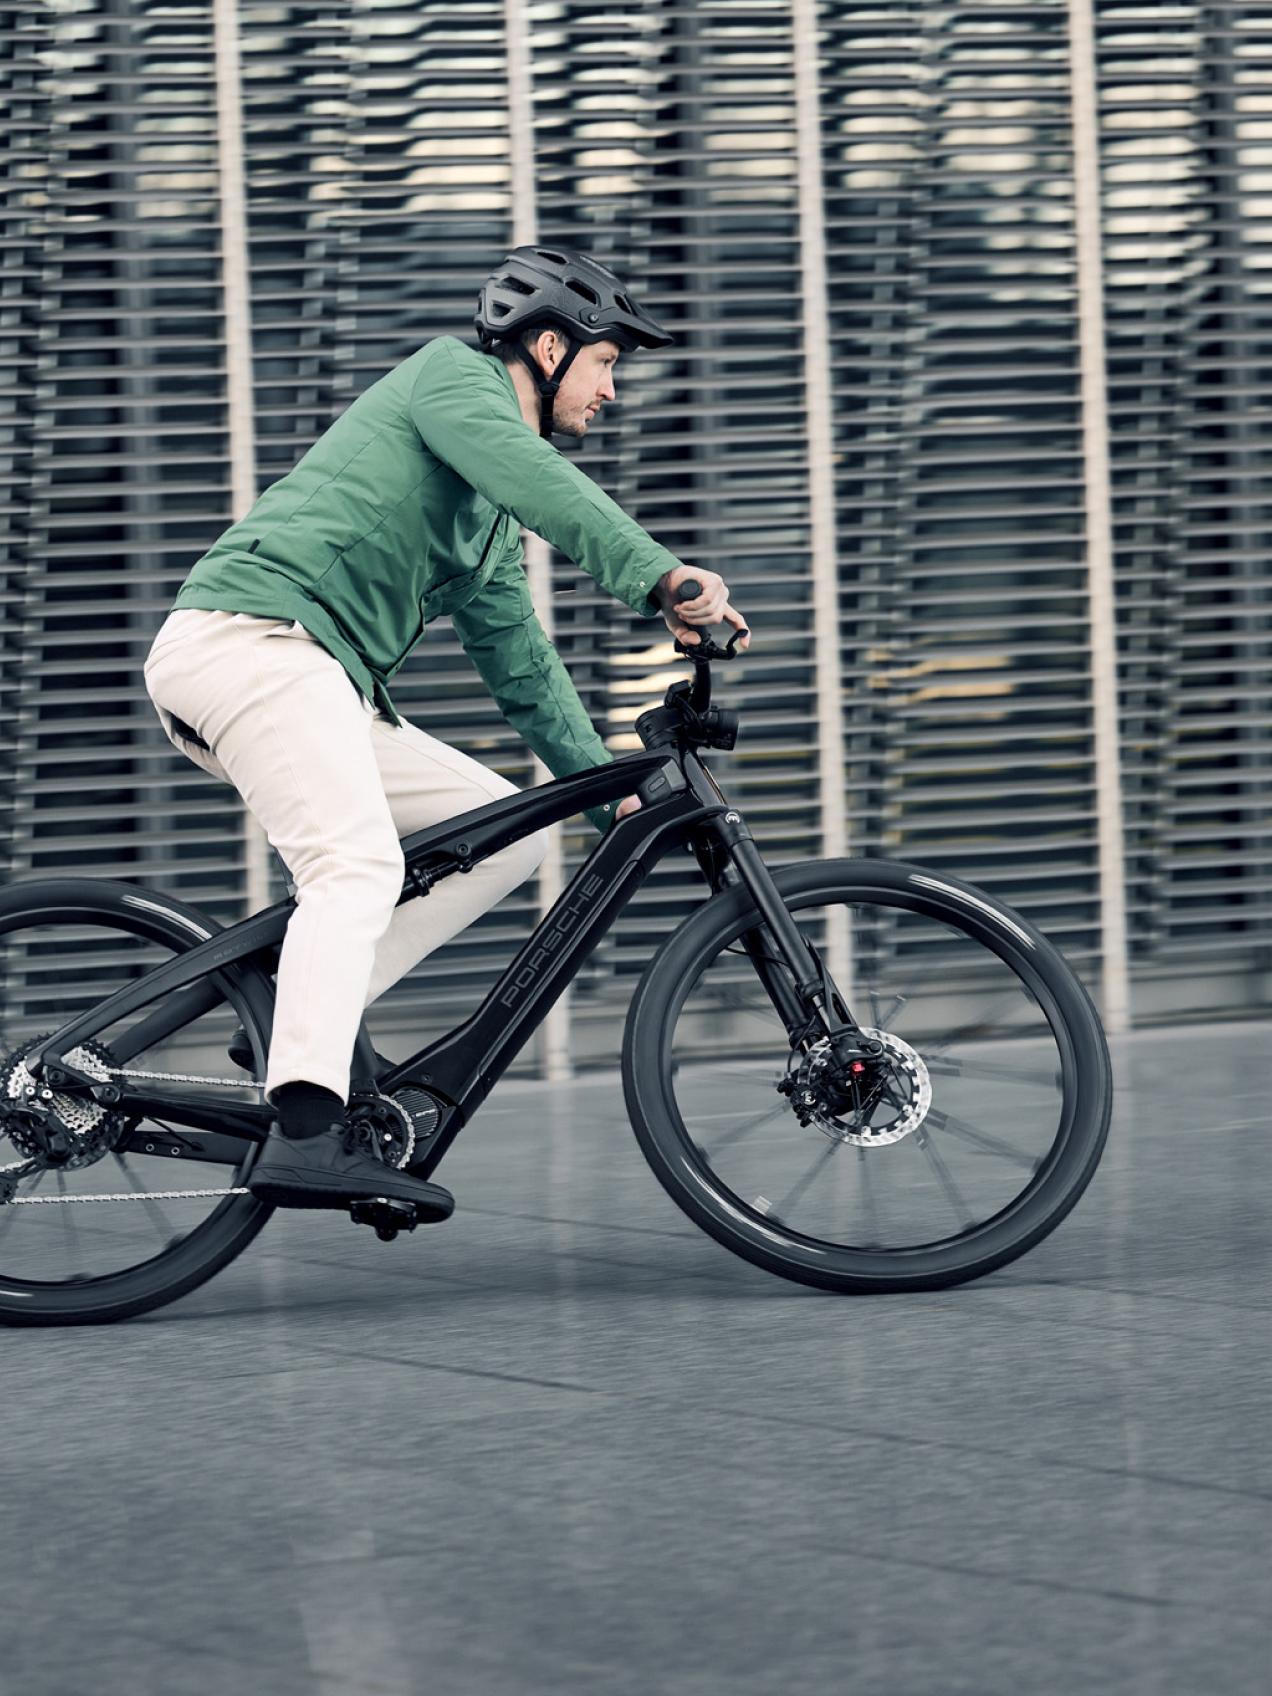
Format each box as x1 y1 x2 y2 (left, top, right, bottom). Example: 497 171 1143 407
1 1033 127 1171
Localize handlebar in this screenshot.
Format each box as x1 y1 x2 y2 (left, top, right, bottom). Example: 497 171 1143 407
621 576 743 748
672 579 748 661
672 578 747 715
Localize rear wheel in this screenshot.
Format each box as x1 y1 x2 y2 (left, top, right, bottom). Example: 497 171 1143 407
0 879 276 1325
623 859 1111 1292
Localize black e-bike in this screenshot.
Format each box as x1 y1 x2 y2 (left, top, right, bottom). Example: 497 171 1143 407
0 598 1112 1325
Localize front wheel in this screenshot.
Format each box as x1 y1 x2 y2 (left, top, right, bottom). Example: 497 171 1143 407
622 858 1112 1293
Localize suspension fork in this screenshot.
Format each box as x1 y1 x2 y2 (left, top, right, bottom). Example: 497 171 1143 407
696 808 865 1050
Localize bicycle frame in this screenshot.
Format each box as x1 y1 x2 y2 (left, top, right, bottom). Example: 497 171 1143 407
25 738 852 1179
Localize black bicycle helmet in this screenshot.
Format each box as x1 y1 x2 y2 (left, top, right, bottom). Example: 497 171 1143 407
475 246 672 437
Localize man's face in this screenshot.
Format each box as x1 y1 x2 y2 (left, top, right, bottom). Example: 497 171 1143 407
535 333 621 438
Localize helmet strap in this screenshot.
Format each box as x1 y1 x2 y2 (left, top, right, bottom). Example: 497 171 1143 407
507 338 584 438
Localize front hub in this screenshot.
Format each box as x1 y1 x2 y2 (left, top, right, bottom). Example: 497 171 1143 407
782 1026 932 1148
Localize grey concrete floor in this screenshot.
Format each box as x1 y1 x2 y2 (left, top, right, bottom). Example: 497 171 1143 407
4 1020 1271 1696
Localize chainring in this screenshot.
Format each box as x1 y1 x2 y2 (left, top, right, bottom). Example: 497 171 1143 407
1 1033 127 1172
344 1092 417 1171
787 1026 932 1148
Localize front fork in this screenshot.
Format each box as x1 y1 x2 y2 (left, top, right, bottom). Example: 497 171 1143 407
690 797 882 1065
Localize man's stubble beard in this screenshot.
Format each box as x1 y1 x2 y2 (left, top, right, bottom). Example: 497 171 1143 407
551 405 586 440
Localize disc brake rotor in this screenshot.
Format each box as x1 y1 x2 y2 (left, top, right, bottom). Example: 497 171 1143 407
787 1025 932 1148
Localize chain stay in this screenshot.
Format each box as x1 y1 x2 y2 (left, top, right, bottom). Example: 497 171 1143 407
3 1059 258 1204
1 1064 414 1205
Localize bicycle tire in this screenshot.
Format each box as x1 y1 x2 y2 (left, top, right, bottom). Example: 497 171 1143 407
0 878 277 1326
622 857 1112 1293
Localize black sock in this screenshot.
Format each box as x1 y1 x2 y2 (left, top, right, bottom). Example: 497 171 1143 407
272 1081 344 1140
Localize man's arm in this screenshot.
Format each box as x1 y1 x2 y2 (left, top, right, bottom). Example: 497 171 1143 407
450 531 621 834
410 340 676 620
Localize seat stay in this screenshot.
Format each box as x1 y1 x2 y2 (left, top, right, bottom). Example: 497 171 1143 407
30 902 293 1079
112 975 227 1064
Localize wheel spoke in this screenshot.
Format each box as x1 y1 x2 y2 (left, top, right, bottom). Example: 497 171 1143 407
705 992 793 1031
681 1060 783 1085
913 1127 976 1230
923 990 1030 1058
927 1108 1042 1171
112 1152 180 1246
700 1100 789 1160
927 1056 1058 1089
864 987 908 1032
769 1139 841 1222
56 1170 87 1275
856 1145 883 1249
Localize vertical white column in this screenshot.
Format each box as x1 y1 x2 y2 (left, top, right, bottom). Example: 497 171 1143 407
1067 0 1130 1035
212 0 270 916
792 0 851 990
505 0 572 1079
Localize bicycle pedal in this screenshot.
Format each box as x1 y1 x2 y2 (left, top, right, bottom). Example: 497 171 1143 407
349 1196 420 1242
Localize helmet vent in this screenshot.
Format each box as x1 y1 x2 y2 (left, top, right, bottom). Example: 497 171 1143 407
567 279 599 304
535 248 567 265
501 274 536 296
614 292 633 313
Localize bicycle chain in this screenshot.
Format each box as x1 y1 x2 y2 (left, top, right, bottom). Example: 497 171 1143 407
7 1187 249 1205
110 1066 262 1090
1 1063 421 1206
1 1060 256 1204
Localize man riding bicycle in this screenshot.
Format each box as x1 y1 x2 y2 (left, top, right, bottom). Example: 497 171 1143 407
143 245 749 1220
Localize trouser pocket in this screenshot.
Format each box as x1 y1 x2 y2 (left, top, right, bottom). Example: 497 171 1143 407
151 699 232 783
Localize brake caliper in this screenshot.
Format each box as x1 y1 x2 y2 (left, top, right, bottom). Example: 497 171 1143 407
779 1028 933 1148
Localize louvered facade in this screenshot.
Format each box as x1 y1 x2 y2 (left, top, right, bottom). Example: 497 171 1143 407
2 0 1270 1067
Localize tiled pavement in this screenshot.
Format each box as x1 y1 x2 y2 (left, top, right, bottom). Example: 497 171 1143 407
3 1021 1270 1695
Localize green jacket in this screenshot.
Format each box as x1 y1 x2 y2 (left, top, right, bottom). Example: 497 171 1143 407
172 335 681 828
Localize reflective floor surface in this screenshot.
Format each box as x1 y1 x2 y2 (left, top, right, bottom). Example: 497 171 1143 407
4 1020 1270 1695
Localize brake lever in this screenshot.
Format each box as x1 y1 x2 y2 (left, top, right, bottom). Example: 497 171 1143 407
673 627 748 662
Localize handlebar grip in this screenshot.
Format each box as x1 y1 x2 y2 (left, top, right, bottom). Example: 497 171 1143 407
675 578 703 603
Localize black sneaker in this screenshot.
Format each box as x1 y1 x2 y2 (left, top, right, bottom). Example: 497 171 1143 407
248 1120 455 1218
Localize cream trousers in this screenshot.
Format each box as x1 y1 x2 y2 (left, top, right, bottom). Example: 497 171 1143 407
143 608 547 1105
